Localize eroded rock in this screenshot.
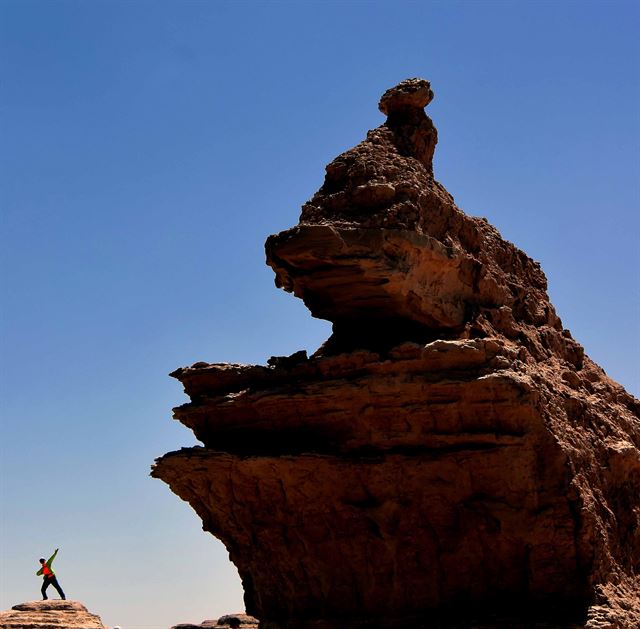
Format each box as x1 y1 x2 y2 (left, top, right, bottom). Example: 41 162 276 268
153 79 640 628
0 600 107 629
171 612 258 629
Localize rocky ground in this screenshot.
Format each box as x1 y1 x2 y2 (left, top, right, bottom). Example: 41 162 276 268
0 600 107 629
171 613 259 628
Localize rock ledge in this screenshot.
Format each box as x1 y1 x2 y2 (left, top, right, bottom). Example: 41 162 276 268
0 600 107 629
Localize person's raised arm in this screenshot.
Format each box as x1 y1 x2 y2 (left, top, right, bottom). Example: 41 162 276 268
46 548 59 568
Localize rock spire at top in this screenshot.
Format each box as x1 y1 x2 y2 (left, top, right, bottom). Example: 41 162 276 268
378 77 434 115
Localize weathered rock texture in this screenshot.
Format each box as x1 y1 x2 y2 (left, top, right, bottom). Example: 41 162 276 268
153 79 640 628
0 601 107 629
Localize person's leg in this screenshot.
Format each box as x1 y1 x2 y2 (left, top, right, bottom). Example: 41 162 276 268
41 577 49 600
50 577 66 600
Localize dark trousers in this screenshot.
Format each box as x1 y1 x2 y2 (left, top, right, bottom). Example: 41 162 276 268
41 575 65 600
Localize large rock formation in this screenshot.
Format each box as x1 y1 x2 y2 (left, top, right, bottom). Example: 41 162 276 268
152 79 640 628
0 600 107 629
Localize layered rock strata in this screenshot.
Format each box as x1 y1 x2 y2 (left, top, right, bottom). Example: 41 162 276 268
153 79 640 628
0 600 107 629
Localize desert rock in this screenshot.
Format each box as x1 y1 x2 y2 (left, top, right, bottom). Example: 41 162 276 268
153 79 640 628
0 600 107 629
378 77 434 115
171 613 258 629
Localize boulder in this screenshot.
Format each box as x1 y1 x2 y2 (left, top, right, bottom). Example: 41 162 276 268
170 613 258 628
216 614 259 627
153 79 640 628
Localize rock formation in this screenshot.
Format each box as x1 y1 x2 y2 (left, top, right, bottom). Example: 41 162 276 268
171 613 259 629
152 78 640 628
0 600 107 629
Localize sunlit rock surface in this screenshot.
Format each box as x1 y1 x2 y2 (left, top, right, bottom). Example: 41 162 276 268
153 79 640 628
0 600 107 629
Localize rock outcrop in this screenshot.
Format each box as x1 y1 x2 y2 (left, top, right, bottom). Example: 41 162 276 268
171 613 259 629
0 600 107 629
152 79 640 628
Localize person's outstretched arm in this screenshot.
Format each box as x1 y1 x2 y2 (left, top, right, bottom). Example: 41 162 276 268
46 549 59 568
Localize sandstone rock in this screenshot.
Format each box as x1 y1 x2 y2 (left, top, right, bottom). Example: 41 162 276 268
171 614 259 629
216 614 259 627
171 613 258 629
585 577 640 628
153 79 640 628
0 600 107 629
378 77 434 115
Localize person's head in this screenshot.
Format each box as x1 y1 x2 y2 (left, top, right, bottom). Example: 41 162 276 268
229 620 241 629
39 558 45 564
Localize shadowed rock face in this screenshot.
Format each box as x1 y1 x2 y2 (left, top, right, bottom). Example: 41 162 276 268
0 600 107 629
152 78 640 628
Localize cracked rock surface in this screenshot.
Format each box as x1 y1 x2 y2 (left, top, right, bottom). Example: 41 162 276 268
152 79 639 628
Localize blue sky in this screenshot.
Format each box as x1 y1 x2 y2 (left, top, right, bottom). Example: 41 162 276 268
1 1 638 627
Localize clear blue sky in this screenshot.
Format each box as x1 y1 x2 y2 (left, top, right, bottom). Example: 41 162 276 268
1 1 638 628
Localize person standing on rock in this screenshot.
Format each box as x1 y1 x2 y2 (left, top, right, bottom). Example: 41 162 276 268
37 548 66 600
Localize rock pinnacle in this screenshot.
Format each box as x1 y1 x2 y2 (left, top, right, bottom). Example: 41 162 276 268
378 77 434 115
